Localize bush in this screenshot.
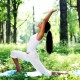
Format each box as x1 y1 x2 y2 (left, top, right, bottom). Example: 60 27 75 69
0 43 80 80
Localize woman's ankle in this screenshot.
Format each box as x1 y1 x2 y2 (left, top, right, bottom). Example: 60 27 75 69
16 67 22 72
16 68 22 72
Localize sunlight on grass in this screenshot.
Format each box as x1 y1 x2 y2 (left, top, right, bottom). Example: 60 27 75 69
0 44 80 79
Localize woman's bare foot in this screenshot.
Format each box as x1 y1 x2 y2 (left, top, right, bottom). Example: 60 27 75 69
57 71 68 75
52 71 68 75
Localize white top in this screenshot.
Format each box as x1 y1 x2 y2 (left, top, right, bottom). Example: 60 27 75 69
27 33 41 52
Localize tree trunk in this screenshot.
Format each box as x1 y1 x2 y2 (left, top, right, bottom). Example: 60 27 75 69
12 0 22 43
0 22 1 43
70 33 73 41
77 0 80 29
77 0 80 42
6 0 11 43
12 0 17 43
33 6 35 34
3 22 6 43
60 0 68 44
0 22 2 43
13 15 17 43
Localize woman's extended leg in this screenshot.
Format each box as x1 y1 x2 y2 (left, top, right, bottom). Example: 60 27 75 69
30 58 68 76
28 51 68 76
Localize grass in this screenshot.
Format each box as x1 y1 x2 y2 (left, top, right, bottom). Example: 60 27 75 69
0 43 80 80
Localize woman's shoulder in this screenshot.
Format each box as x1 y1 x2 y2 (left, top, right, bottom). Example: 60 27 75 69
30 33 41 43
30 33 38 38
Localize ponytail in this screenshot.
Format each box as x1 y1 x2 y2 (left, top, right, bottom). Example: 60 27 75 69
46 31 53 54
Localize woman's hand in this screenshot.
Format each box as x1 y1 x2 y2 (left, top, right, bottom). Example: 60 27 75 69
43 8 57 14
51 8 57 13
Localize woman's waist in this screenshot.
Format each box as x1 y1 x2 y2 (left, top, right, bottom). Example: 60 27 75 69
26 49 37 53
27 47 36 51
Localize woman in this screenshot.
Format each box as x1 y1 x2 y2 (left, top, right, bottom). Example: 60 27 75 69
10 9 68 76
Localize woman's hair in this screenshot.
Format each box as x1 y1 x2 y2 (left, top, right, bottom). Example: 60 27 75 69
45 22 53 54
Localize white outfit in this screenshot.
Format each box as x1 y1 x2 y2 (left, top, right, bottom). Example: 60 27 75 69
10 33 51 76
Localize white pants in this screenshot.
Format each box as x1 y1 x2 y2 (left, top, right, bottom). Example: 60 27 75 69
10 50 51 76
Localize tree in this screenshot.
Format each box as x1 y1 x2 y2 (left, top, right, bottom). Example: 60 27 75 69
11 0 22 43
69 0 80 42
0 0 7 43
77 0 80 29
6 0 11 43
60 0 68 44
0 23 3 43
77 0 80 42
33 6 35 34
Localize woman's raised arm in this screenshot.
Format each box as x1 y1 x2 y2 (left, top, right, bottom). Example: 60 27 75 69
43 9 57 23
37 9 57 40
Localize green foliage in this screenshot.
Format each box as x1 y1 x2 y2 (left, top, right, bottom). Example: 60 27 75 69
0 44 80 79
0 1 7 21
67 7 79 36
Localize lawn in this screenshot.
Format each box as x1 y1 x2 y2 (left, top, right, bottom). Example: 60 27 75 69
0 43 80 80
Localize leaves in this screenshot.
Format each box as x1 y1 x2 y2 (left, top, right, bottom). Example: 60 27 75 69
0 44 80 79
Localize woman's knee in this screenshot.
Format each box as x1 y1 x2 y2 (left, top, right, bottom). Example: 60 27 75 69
10 50 18 58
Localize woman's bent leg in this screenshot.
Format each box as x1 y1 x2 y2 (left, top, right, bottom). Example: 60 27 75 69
10 50 29 72
12 58 22 72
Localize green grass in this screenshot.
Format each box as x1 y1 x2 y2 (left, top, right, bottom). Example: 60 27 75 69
0 43 80 80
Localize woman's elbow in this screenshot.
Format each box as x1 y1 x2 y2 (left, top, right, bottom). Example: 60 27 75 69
43 19 47 23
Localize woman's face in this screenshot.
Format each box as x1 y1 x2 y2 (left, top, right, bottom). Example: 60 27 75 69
38 22 42 29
